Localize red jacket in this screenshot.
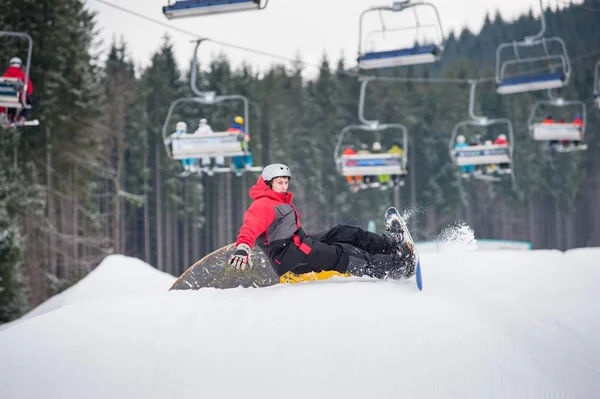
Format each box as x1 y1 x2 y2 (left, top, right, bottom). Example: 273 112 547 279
494 137 508 145
342 147 356 156
3 66 33 95
236 176 302 244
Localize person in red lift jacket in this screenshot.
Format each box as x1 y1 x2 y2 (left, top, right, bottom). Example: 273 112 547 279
570 115 584 146
493 134 508 145
341 145 360 186
1 57 34 122
493 134 510 171
228 163 416 279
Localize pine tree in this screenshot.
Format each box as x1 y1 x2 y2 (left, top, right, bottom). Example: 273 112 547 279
140 35 186 272
0 132 44 322
97 39 143 255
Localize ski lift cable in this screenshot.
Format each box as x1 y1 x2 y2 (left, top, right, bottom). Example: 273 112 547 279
92 0 322 69
93 0 600 83
342 68 492 85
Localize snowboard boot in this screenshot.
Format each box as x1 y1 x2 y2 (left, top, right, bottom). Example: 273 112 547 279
385 222 416 279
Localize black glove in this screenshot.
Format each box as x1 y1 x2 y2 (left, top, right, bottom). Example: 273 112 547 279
228 244 252 270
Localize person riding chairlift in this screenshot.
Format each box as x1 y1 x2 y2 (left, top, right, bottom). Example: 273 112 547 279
228 116 253 175
542 114 554 124
542 114 560 149
195 118 223 175
569 115 584 148
0 57 35 124
454 135 473 176
170 121 196 173
493 134 510 173
386 139 406 187
341 145 360 191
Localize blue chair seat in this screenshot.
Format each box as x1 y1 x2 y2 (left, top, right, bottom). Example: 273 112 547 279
164 0 256 12
359 44 440 62
498 72 565 88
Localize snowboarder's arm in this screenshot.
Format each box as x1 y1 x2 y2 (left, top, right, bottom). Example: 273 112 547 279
236 202 276 248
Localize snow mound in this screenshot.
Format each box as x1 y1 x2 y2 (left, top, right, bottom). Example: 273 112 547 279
1 254 175 331
1 249 600 398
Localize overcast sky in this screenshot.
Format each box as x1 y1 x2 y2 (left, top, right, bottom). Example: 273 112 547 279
84 0 580 76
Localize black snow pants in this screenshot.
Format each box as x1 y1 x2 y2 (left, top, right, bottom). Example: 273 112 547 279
271 224 405 279
7 94 34 120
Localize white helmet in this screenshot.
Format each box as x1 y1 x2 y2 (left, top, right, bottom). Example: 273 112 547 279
457 135 465 144
262 163 292 182
372 142 382 151
9 57 22 67
485 140 492 146
176 121 187 132
498 134 507 140
199 118 207 125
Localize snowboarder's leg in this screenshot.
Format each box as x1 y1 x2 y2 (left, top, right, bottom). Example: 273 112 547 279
273 239 412 280
18 95 34 120
269 239 345 276
384 209 417 275
310 224 396 255
339 244 413 280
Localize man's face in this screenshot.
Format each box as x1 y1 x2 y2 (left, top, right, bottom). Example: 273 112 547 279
271 177 289 193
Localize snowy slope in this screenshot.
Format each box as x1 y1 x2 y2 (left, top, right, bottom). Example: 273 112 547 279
0 254 176 331
1 249 599 399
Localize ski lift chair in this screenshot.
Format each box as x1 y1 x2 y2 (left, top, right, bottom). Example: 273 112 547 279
495 0 570 95
527 89 587 152
357 1 444 70
347 76 409 179
334 123 408 179
0 31 39 127
163 0 265 19
594 60 600 110
161 94 257 167
161 40 262 174
449 82 515 183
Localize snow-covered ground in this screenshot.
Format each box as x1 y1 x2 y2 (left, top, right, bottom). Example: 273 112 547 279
1 249 599 399
0 254 176 332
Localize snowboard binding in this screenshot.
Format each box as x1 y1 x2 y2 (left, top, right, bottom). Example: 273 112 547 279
384 208 417 279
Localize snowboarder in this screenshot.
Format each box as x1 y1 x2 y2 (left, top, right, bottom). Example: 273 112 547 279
228 163 416 280
0 57 34 124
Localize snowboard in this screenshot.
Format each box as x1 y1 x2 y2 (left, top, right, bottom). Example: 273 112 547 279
384 207 423 291
169 243 348 291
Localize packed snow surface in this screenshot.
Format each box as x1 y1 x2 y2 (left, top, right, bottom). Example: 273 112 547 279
0 254 176 331
1 249 600 399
